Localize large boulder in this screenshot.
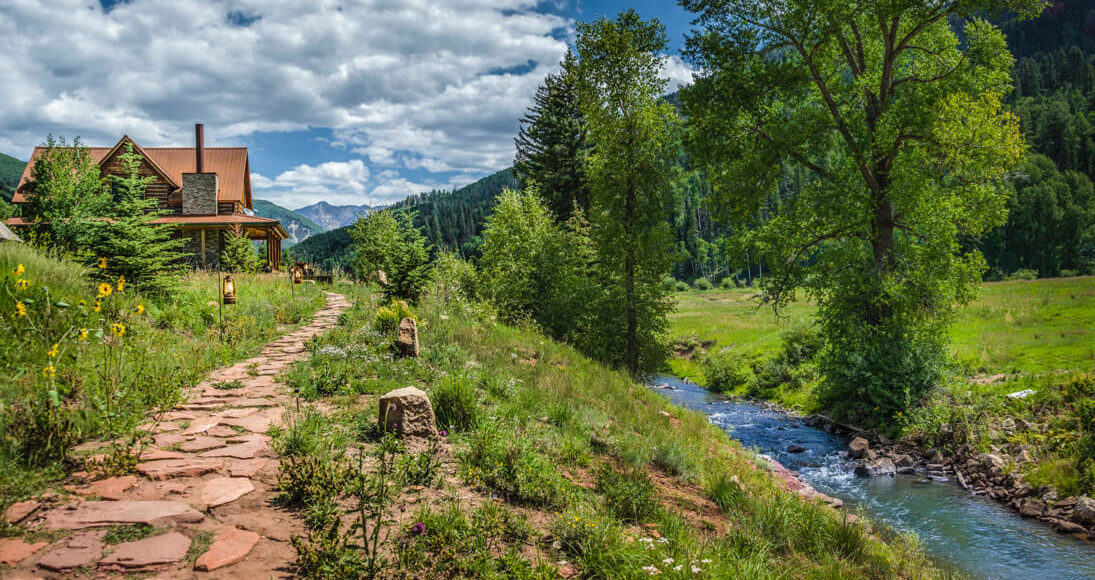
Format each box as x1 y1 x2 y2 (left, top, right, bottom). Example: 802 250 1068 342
848 437 869 459
378 387 437 439
855 457 896 478
893 453 916 468
979 453 1005 474
1072 496 1095 527
397 318 419 358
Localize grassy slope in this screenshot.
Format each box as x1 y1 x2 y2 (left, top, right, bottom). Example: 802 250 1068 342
0 243 325 499
277 289 946 579
669 277 1095 383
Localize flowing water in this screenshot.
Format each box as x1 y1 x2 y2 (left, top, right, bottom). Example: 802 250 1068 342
654 374 1095 580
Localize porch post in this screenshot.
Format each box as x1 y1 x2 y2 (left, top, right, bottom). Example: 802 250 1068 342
200 229 207 269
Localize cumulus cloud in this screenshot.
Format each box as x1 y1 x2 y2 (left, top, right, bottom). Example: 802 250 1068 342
0 0 571 206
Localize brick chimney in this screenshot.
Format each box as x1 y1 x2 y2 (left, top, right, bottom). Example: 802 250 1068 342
182 123 217 215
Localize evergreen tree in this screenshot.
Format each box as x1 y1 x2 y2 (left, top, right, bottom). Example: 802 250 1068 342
514 50 590 220
221 225 260 273
576 10 680 377
82 143 184 295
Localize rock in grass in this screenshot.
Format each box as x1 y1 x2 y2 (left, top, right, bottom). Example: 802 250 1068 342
397 317 419 358
378 386 437 439
1072 496 1095 526
848 437 869 459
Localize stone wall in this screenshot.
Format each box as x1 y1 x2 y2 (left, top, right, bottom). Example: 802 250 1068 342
177 229 223 270
182 173 218 215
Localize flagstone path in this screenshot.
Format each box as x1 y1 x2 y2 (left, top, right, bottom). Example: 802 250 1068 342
4 292 350 579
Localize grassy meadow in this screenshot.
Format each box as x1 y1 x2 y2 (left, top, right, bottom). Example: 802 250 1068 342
668 277 1095 384
0 242 325 504
272 285 951 579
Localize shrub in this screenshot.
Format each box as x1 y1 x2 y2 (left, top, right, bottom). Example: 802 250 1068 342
706 472 746 512
651 438 692 477
693 277 713 291
276 454 353 507
1061 269 1080 278
1006 269 1038 280
432 375 479 433
375 300 416 335
702 348 756 392
596 466 661 523
720 277 735 289
459 423 571 508
674 280 690 292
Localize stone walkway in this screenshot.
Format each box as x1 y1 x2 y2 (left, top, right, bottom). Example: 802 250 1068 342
1 292 350 578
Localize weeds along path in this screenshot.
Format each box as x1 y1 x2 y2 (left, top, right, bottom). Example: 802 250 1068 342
5 292 350 578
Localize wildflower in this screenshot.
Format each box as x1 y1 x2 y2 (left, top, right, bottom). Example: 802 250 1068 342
662 558 674 565
14 278 29 291
93 300 102 313
411 522 426 535
134 304 144 315
674 565 683 572
42 365 55 378
641 565 661 575
701 559 712 564
14 301 26 317
440 429 447 437
13 263 25 276
78 328 88 341
97 283 113 298
110 322 126 337
48 343 59 358
98 257 107 269
116 275 125 292
692 565 702 574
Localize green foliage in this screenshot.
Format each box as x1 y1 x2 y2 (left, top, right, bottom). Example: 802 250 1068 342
251 199 324 243
349 210 431 300
693 277 712 291
276 453 353 507
596 465 661 523
0 152 24 204
702 348 757 393
681 0 1040 419
374 299 416 335
515 49 589 220
220 227 260 273
81 143 184 296
431 375 478 433
459 421 572 508
20 135 110 254
576 9 680 378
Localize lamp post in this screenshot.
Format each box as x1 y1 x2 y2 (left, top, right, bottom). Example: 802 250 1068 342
222 274 237 305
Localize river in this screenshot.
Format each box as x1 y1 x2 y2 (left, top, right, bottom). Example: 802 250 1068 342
654 374 1095 580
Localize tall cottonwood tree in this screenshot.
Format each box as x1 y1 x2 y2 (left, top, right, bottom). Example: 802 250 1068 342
22 136 110 253
577 10 680 377
681 0 1043 418
514 50 590 220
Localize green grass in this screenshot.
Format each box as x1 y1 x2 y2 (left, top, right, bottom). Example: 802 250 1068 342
669 277 1095 378
279 285 949 579
0 242 326 504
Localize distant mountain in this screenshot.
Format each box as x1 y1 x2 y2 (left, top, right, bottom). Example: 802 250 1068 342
294 201 373 231
0 152 26 203
251 199 324 246
291 168 517 271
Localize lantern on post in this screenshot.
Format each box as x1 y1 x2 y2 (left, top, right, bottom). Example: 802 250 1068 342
292 267 303 285
222 274 237 304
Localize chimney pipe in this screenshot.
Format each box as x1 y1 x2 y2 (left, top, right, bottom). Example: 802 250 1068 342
195 123 204 173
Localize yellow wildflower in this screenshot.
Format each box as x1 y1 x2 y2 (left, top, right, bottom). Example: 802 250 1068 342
78 328 88 341
116 275 125 292
14 301 26 317
110 322 126 337
42 365 55 378
14 279 29 291
98 257 107 269
93 300 102 313
134 304 144 315
79 300 86 308
14 264 25 277
97 283 113 298
48 343 59 358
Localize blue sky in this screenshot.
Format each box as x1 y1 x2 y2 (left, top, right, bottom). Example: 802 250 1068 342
0 1 696 209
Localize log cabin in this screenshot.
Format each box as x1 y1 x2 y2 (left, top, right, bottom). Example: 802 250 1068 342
5 124 287 270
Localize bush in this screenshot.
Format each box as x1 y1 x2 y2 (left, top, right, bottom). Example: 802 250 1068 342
706 472 746 512
1006 269 1038 280
276 454 353 507
459 422 571 508
720 277 735 289
375 300 416 335
693 277 713 291
596 466 661 523
702 348 756 392
1061 269 1079 278
432 375 479 433
673 280 689 292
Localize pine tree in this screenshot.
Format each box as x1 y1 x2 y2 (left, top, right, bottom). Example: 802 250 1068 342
221 225 260 273
82 143 184 295
514 50 590 220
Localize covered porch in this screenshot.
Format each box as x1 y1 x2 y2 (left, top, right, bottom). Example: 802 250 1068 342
154 215 288 271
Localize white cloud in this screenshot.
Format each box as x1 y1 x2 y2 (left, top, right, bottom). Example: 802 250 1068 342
0 0 571 207
662 55 696 94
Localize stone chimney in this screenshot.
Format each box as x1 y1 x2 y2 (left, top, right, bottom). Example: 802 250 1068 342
182 123 217 215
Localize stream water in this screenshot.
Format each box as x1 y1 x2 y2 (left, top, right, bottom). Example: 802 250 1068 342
654 374 1095 580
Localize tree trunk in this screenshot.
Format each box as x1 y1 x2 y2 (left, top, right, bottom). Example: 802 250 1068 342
871 198 895 273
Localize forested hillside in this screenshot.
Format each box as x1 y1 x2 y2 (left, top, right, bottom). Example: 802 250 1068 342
0 152 25 203
251 199 324 245
294 201 373 231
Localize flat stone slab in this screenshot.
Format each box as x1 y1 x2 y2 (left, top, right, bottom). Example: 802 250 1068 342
37 530 105 571
199 439 266 459
40 501 204 529
154 433 188 447
137 458 224 480
130 481 190 501
194 527 260 571
228 458 267 477
99 531 190 569
162 411 199 421
197 477 255 509
206 425 239 437
214 407 261 419
76 475 137 500
0 538 48 565
4 499 39 523
141 448 190 461
220 407 283 433
179 436 228 452
182 417 221 435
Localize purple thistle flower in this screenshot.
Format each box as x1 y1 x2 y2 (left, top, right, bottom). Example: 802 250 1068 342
440 429 447 437
412 522 426 535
